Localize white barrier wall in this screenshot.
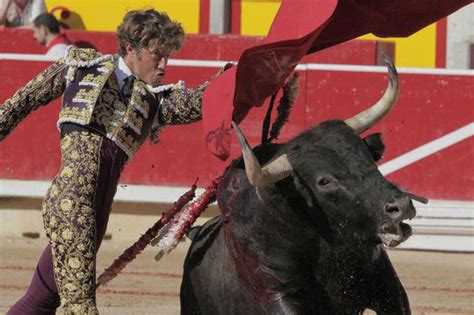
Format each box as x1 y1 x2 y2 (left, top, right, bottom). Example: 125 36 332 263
447 4 474 69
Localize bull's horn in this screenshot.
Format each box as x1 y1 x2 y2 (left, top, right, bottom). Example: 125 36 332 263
232 121 293 187
344 54 399 134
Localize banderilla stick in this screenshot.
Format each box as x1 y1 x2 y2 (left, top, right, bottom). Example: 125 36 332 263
151 177 220 260
96 179 198 288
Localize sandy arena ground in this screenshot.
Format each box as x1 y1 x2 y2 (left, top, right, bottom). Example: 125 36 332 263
1 234 473 315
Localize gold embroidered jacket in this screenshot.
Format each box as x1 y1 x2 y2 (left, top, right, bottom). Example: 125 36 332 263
0 47 206 159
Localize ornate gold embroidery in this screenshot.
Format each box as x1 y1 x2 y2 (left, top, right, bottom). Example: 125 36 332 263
59 60 115 126
121 85 145 135
95 73 127 132
0 61 66 141
102 79 152 157
72 88 97 104
159 81 207 125
61 69 155 159
65 67 77 83
79 73 105 87
124 111 144 134
57 106 93 125
42 131 102 313
130 97 150 118
72 63 113 104
111 131 141 158
64 46 113 68
64 302 99 315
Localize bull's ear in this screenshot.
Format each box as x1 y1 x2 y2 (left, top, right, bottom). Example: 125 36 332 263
363 133 385 161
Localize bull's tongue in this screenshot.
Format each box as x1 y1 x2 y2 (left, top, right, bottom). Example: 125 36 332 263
379 222 412 247
400 222 412 237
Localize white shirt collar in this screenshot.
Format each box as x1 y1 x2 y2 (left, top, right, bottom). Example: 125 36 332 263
116 56 133 89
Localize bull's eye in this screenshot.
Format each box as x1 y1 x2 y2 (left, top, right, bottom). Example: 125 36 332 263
317 177 331 187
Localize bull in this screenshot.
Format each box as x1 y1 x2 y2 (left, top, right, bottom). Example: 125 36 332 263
180 61 417 314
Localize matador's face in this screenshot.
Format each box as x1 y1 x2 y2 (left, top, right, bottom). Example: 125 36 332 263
125 43 169 87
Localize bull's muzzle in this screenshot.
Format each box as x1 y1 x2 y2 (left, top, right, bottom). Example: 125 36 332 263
384 195 416 221
380 222 412 248
379 194 420 247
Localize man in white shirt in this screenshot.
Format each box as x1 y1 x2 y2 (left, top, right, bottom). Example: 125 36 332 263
32 12 71 57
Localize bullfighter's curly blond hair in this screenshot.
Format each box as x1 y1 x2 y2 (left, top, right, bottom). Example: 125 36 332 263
117 9 184 57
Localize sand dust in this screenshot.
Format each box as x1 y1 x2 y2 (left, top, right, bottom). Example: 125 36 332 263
1 237 473 314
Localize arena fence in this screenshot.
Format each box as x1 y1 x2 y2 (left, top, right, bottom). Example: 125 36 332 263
1 53 473 252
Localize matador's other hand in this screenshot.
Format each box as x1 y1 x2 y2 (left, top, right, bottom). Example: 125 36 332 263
213 62 235 78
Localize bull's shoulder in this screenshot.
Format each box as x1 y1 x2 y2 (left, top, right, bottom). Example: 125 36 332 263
189 216 223 242
63 46 114 68
184 216 224 268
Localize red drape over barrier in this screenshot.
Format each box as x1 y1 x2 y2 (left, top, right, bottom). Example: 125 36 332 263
203 0 472 160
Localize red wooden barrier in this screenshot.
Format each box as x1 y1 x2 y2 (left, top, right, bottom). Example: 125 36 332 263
0 28 393 65
1 58 472 201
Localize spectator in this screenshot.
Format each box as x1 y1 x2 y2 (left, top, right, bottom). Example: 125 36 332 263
0 0 45 27
33 13 71 57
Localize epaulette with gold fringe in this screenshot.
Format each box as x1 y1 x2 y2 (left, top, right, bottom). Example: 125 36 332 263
63 46 114 68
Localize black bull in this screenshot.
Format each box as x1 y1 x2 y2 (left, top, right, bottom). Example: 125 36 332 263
181 62 417 314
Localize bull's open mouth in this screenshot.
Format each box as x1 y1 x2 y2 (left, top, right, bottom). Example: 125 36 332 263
378 222 412 247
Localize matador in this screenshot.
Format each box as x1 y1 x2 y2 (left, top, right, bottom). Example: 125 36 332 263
1 9 221 314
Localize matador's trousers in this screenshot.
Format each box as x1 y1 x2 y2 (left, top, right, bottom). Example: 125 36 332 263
8 131 127 314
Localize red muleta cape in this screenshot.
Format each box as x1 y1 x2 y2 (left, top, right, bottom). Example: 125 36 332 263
203 0 472 161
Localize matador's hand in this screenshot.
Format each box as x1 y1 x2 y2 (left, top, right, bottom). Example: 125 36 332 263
223 62 234 72
213 62 235 77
